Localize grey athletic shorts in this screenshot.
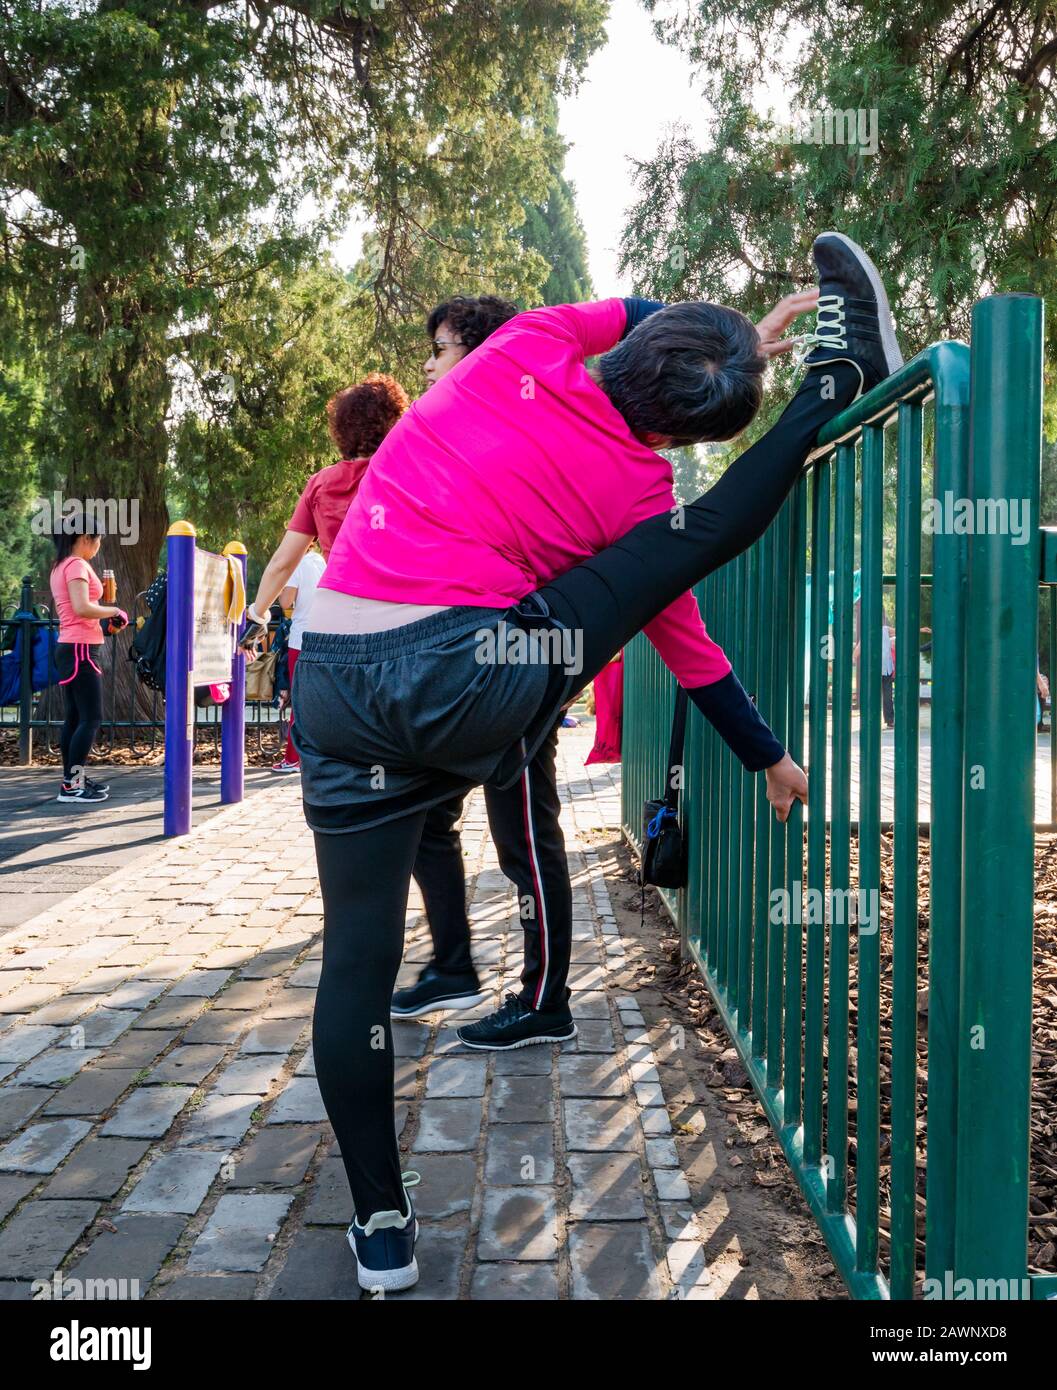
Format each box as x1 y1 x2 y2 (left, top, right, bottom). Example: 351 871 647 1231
293 601 573 834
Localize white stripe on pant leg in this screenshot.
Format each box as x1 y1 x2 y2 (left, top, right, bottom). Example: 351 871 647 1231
521 765 549 1009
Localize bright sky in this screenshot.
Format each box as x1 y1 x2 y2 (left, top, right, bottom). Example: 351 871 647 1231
557 0 712 296
330 1 734 295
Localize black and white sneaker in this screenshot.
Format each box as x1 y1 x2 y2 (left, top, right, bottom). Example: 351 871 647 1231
799 232 903 396
348 1172 420 1294
390 964 488 1019
84 775 109 794
56 782 108 804
457 991 577 1050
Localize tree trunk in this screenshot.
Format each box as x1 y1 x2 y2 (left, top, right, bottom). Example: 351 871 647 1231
61 284 172 725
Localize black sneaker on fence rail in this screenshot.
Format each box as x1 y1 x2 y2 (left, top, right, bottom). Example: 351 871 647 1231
56 781 108 804
457 991 577 1050
390 964 488 1019
798 231 903 395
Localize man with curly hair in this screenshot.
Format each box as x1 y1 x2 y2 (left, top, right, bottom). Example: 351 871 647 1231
245 372 410 771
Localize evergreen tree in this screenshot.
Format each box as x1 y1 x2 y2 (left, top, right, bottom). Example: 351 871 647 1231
0 0 608 620
624 1 1057 431
518 100 593 305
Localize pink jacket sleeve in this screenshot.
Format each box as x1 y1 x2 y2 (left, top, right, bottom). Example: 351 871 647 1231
518 299 628 358
616 473 732 689
642 591 732 688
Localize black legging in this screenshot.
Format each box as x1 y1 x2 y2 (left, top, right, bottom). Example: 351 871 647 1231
56 642 104 782
312 363 861 1224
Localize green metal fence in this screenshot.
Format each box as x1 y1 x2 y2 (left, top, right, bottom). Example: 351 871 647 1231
622 294 1050 1300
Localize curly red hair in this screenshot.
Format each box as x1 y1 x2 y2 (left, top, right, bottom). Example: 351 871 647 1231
326 372 409 459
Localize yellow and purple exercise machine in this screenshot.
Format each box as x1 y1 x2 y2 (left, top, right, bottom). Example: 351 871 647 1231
163 521 249 837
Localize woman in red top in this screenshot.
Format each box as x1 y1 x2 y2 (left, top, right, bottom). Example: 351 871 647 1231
243 373 409 770
245 373 409 620
48 520 128 804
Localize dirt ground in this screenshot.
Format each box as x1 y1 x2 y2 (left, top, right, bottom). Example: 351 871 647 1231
595 824 1057 1292
0 726 288 767
591 829 845 1300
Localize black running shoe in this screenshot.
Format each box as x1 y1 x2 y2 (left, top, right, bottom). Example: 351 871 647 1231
57 782 108 804
347 1172 420 1294
85 775 109 794
390 964 488 1019
799 232 903 395
457 991 576 1050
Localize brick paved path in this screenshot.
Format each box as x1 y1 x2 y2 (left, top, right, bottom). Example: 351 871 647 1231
0 729 713 1301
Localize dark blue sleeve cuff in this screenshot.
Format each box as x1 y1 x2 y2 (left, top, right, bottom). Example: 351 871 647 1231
686 671 786 772
622 298 666 337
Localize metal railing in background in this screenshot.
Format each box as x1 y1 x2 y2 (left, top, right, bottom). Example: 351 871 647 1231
622 294 1050 1300
0 578 288 765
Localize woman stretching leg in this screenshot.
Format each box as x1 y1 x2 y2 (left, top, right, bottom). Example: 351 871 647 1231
297 233 903 1290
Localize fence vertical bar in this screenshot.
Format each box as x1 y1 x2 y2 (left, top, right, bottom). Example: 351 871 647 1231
856 423 885 1275
955 293 1043 1290
924 343 971 1286
827 441 856 1212
783 480 807 1126
890 402 924 1298
751 527 773 1060
767 502 789 1090
804 460 831 1167
738 553 757 1026
18 576 34 766
725 554 746 1002
164 521 196 837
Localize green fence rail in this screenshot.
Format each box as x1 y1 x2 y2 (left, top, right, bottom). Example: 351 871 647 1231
621 294 1050 1300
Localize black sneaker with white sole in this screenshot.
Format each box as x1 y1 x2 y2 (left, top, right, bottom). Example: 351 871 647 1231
85 775 109 794
390 964 488 1019
799 231 903 395
348 1172 420 1294
457 991 576 1050
56 782 108 804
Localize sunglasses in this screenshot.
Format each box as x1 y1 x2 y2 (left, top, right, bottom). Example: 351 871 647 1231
428 337 465 357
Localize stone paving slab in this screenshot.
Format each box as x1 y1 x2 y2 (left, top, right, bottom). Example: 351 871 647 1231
0 730 719 1300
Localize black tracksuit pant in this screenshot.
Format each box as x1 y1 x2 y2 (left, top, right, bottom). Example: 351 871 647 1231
412 720 570 1011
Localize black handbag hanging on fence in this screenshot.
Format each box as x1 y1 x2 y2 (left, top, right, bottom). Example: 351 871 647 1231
640 686 689 891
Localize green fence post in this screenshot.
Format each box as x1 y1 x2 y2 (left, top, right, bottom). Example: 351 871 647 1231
955 293 1043 1293
924 342 972 1287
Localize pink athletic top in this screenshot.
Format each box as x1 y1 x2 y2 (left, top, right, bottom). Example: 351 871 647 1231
50 557 104 645
322 299 731 688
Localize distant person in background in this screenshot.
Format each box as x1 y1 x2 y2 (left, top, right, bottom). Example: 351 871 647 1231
1037 663 1049 731
272 542 326 774
854 614 896 729
881 618 895 729
49 519 128 805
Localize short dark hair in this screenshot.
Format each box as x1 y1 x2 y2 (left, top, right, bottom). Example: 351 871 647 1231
326 372 409 459
426 294 519 352
598 302 765 446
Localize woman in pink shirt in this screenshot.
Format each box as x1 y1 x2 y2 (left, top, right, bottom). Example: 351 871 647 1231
49 521 128 804
295 234 903 1291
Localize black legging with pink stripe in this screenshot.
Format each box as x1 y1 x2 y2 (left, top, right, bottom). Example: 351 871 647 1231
56 642 104 783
